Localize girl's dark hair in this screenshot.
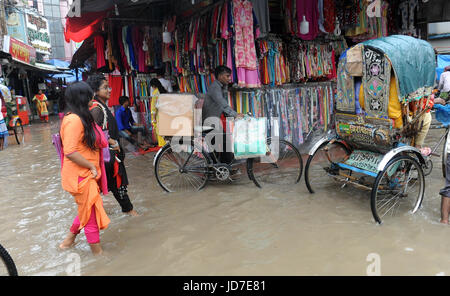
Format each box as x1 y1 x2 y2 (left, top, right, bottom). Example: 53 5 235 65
64 81 97 151
86 73 107 93
150 78 167 94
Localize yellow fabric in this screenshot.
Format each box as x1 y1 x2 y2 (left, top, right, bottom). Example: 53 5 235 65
151 89 166 147
359 76 403 128
33 94 48 117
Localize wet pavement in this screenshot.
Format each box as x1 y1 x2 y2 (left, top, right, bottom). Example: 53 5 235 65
1 116 450 276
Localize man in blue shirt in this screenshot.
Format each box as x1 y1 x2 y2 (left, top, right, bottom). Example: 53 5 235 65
116 96 150 150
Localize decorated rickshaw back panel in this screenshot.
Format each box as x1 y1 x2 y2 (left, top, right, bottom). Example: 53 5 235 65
335 113 394 154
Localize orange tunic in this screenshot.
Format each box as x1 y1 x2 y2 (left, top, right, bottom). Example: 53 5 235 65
60 114 110 230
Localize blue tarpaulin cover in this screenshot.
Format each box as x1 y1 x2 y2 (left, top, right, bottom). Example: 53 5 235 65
437 55 450 83
362 35 436 99
434 104 450 127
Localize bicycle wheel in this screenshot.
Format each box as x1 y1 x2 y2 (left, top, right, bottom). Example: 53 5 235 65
371 155 425 224
14 120 24 145
442 130 448 178
154 140 210 192
247 138 303 188
305 141 351 194
0 244 18 276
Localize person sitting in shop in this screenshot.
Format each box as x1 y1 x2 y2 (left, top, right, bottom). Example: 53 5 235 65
203 66 244 166
116 96 151 150
156 67 173 93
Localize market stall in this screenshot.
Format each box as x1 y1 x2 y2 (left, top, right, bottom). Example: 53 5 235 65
66 0 425 149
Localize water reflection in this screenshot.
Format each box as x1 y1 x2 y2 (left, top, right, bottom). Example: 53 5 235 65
0 118 449 275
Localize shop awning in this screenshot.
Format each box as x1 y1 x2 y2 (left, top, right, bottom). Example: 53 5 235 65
11 58 65 74
69 36 95 69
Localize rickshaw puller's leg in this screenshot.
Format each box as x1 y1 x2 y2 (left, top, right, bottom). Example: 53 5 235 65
440 196 450 224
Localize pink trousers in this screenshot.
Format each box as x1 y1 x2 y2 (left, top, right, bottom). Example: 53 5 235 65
70 207 100 244
69 176 100 244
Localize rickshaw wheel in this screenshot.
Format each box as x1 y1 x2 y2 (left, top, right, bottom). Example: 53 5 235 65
371 155 424 224
247 138 303 188
305 141 351 194
154 140 209 193
14 120 24 145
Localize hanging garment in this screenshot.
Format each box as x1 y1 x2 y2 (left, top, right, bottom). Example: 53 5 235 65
323 0 336 33
232 0 258 70
108 76 124 107
250 0 271 38
94 35 106 69
296 0 319 40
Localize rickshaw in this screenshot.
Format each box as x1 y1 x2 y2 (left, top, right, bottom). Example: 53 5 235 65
304 35 436 224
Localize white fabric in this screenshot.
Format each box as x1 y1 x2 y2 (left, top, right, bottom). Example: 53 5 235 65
158 78 173 93
439 71 450 93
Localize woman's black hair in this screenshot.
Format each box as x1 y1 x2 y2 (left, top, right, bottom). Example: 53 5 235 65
150 78 167 94
86 73 107 93
64 81 97 151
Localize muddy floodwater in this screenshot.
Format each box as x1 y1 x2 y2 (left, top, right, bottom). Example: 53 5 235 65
1 117 450 276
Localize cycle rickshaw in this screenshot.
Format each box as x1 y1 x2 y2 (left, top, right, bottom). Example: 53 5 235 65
152 94 303 192
304 35 436 224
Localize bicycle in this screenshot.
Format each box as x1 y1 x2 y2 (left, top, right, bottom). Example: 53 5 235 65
4 101 24 145
0 244 18 276
153 119 303 192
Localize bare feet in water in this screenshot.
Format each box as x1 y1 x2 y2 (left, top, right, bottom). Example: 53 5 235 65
59 232 77 249
89 243 103 256
440 220 449 224
126 209 140 217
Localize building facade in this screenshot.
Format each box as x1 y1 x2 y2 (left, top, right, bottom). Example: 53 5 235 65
28 0 76 61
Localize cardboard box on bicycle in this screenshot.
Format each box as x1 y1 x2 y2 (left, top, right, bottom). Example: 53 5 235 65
156 94 198 137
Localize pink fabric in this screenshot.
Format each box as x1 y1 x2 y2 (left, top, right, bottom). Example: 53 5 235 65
296 0 319 41
237 68 261 88
70 207 100 244
233 0 258 70
227 39 233 75
93 124 109 196
221 3 229 39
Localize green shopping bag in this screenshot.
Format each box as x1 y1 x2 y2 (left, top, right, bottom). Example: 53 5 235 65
233 117 267 159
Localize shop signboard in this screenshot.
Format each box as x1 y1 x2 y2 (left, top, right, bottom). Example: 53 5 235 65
25 11 51 56
6 9 27 43
3 35 37 65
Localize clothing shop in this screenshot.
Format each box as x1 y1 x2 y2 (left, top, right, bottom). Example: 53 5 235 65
65 0 424 149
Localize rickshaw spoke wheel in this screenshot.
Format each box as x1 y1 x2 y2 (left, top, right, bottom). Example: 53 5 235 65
371 155 424 224
248 138 303 188
14 120 24 145
155 141 209 193
305 141 351 194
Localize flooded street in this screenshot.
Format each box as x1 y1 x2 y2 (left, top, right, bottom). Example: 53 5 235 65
1 117 450 276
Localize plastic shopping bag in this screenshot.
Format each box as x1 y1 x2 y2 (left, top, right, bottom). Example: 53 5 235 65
233 117 267 159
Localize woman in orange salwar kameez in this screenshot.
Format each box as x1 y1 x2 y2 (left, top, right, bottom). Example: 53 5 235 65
58 82 110 255
32 89 49 122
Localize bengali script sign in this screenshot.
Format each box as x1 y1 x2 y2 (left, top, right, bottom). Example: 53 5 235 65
3 35 36 64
